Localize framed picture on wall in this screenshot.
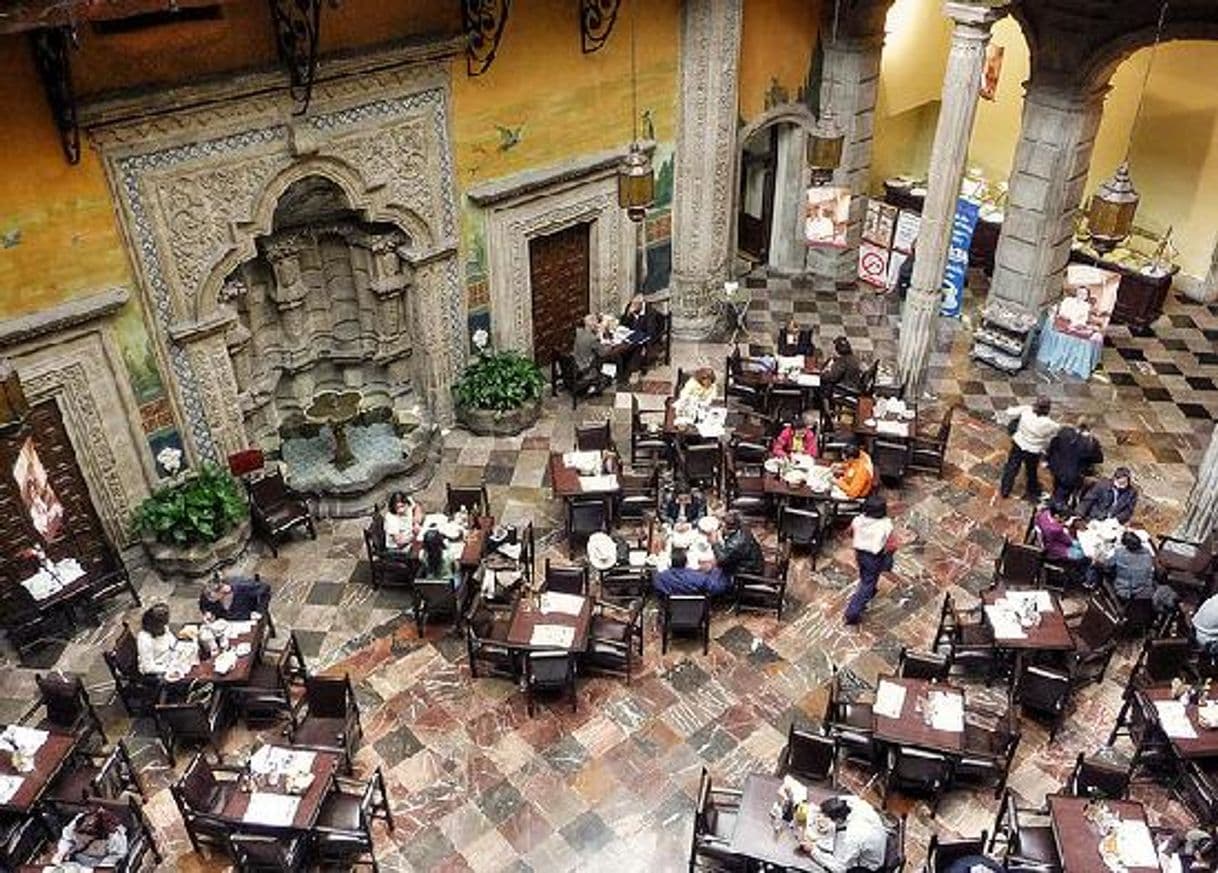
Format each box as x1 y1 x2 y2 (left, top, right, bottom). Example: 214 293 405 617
980 43 1005 101
13 437 66 543
862 199 898 248
805 186 851 249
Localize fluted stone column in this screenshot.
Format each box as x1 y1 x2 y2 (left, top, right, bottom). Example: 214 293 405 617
896 1 1009 395
988 81 1107 310
670 0 743 339
1178 425 1218 543
806 32 886 284
768 124 809 274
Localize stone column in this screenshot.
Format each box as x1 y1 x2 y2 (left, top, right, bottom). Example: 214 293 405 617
670 0 743 338
769 125 809 274
896 1 1008 396
988 81 1107 311
806 32 886 284
1177 425 1218 543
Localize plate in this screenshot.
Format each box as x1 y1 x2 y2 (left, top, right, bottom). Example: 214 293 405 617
864 418 877 427
165 669 184 683
899 410 915 421
763 458 781 474
783 470 806 486
697 516 720 534
235 642 252 657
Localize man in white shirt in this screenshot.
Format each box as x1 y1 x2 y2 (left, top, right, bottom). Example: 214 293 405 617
998 398 1060 501
802 795 889 873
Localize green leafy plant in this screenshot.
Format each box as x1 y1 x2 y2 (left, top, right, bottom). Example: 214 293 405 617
453 350 545 412
131 463 247 547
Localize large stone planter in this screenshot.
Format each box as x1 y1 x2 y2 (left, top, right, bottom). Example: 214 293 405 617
141 518 251 579
455 398 542 436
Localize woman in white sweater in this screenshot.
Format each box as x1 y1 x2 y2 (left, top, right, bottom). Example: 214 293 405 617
136 603 178 676
845 495 894 625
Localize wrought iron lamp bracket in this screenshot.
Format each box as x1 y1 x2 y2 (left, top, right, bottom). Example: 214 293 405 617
30 26 80 166
464 0 511 77
580 0 621 54
269 0 323 115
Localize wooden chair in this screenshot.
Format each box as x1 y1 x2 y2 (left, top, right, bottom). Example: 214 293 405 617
689 766 745 872
313 766 394 871
776 724 837 786
897 647 951 682
778 505 824 563
910 404 957 477
231 833 307 872
0 584 70 665
446 483 489 517
551 353 607 408
565 496 610 559
583 599 644 683
171 752 244 855
524 651 578 715
723 453 768 521
575 419 614 452
630 395 670 468
1066 596 1120 686
988 790 1060 871
733 567 787 620
677 442 722 491
21 671 107 748
544 559 590 596
660 593 710 655
246 469 316 557
103 623 162 716
465 600 516 680
873 439 911 486
45 740 142 806
154 685 230 765
924 831 989 873
992 538 1044 588
73 546 142 623
599 564 651 606
826 665 878 768
883 745 952 816
362 511 418 589
1066 750 1131 799
235 631 308 723
286 674 362 773
413 575 466 636
1014 663 1071 740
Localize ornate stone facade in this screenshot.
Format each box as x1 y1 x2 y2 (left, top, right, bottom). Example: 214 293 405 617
87 51 464 465
670 0 743 337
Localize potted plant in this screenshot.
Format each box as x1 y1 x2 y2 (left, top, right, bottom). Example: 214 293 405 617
131 461 251 577
453 331 545 435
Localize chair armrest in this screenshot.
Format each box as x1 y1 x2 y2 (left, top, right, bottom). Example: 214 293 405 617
734 572 781 588
18 699 43 725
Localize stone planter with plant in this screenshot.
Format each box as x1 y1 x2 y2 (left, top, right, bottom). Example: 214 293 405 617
131 462 251 578
453 334 545 436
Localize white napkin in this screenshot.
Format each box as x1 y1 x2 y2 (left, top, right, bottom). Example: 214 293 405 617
579 474 619 493
696 422 725 439
562 450 602 472
1116 819 1158 869
876 420 910 437
928 690 965 733
540 592 585 616
985 605 1027 639
243 792 300 826
0 774 23 804
874 680 907 719
530 624 576 648
775 355 805 373
1154 700 1198 739
1 725 49 754
794 373 820 387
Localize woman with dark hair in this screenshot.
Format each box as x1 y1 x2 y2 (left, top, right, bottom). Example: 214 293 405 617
418 528 463 587
384 491 422 550
821 336 862 392
136 603 177 675
771 410 819 460
845 495 894 625
776 317 814 356
1033 500 1080 562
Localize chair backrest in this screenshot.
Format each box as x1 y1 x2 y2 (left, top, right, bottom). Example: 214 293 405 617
1075 597 1120 648
157 699 212 737
935 405 957 444
1016 664 1070 712
364 514 385 559
861 359 880 394
305 675 351 719
556 353 579 387
996 539 1044 587
928 833 988 873
575 420 612 452
779 506 822 546
36 672 87 728
93 741 139 800
898 649 950 682
1144 637 1192 683
105 625 140 678
568 497 609 535
874 440 909 477
665 594 709 629
1180 759 1218 825
891 746 950 785
232 832 294 868
544 560 589 596
527 651 574 686
175 752 219 813
1069 751 1129 799
681 443 721 480
447 483 487 516
786 725 836 782
0 814 46 868
248 471 290 508
600 568 649 604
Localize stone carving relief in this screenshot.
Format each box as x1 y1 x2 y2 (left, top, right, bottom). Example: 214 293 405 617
89 62 464 461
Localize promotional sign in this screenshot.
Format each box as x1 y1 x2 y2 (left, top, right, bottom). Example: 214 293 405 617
857 242 890 289
862 200 898 248
1058 263 1121 336
939 197 981 317
892 210 921 254
805 186 851 249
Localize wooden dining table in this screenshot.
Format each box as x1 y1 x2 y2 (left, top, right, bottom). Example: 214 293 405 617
1138 685 1218 760
727 773 835 872
981 587 1076 653
506 593 592 652
663 400 729 439
1047 794 1162 873
854 396 918 443
871 676 966 754
407 515 492 569
219 745 340 832
735 355 822 389
0 727 78 814
547 453 622 500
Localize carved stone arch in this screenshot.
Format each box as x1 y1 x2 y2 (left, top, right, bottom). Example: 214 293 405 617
730 103 818 272
1082 25 1218 91
192 157 434 324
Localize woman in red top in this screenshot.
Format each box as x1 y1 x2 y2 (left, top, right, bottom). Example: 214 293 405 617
771 411 819 459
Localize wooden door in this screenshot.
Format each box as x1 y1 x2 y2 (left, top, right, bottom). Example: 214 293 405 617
737 126 778 262
529 222 591 367
0 399 109 586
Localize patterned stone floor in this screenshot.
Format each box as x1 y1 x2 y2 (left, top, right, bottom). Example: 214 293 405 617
1 271 1211 871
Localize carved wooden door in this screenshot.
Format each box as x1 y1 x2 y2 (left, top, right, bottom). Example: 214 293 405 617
0 399 109 587
737 125 778 262
529 222 591 366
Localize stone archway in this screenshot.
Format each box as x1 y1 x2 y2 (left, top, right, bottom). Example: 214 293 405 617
84 47 465 467
731 105 818 275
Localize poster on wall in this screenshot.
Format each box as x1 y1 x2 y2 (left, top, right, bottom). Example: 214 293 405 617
862 200 898 248
805 186 851 249
892 210 922 254
980 43 1005 101
940 197 981 317
1056 263 1121 337
13 438 65 543
858 242 891 289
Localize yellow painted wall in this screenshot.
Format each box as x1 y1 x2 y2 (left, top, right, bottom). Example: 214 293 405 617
739 0 822 121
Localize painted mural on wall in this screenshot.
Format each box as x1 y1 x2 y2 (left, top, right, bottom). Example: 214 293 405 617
113 305 187 478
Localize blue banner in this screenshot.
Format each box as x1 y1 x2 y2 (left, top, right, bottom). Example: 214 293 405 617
940 197 981 317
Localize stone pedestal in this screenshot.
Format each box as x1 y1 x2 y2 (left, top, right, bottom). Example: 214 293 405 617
806 34 885 285
988 82 1107 310
896 1 1008 396
670 0 743 338
1178 426 1218 543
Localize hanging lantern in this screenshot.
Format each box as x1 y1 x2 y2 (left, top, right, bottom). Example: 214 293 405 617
0 358 30 434
807 104 845 182
617 143 654 223
1087 162 1140 253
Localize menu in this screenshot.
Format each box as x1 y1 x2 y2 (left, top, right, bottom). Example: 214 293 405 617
0 774 23 805
530 624 576 649
874 680 907 719
242 792 301 827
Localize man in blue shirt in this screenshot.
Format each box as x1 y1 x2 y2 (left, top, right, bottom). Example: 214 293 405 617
653 549 730 597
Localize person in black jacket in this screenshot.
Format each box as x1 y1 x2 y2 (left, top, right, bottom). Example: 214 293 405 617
711 512 764 581
199 574 271 621
1078 467 1139 524
1045 418 1104 503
